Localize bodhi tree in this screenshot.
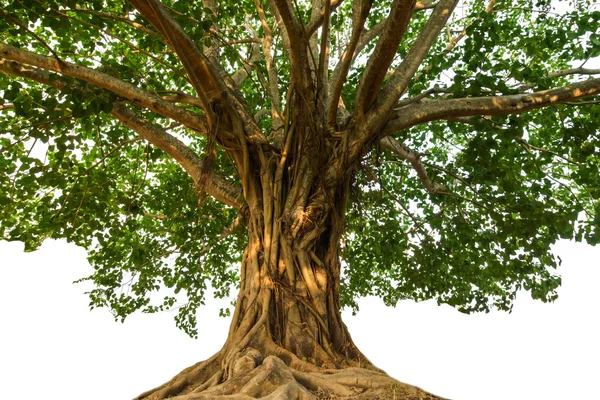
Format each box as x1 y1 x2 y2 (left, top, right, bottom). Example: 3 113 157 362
1 0 599 398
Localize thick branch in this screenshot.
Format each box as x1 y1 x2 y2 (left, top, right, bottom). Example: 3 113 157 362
327 19 385 121
380 136 447 194
0 47 221 137
306 0 342 35
129 0 223 116
254 0 284 137
326 0 372 129
366 0 459 130
268 0 311 92
354 0 415 115
382 78 600 135
112 103 243 208
0 57 243 208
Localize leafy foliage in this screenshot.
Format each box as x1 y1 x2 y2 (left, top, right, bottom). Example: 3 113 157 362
1 0 599 336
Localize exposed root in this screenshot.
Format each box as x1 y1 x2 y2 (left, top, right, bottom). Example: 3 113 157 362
135 349 445 400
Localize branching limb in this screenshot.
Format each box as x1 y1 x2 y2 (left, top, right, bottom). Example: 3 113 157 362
0 56 243 208
364 0 459 131
253 1 284 139
382 78 600 134
129 0 223 118
326 0 372 130
230 23 263 87
394 85 449 108
354 0 416 116
0 51 221 138
380 136 447 194
268 0 311 92
306 0 342 36
111 103 243 208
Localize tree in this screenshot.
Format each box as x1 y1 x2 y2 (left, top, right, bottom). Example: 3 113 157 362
1 0 599 398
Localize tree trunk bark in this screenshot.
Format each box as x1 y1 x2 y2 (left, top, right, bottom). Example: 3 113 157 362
134 110 443 399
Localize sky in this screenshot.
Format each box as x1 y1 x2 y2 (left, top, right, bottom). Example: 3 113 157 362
1 238 599 400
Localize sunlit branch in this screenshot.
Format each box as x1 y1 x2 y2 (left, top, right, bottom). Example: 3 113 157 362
111 103 243 208
129 0 224 122
365 0 459 132
326 0 372 130
354 0 415 116
0 46 220 138
268 0 311 92
254 0 284 138
382 78 600 135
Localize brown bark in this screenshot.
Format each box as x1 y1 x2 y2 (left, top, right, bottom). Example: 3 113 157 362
132 104 443 399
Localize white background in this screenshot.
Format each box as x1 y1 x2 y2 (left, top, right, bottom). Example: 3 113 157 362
0 238 598 400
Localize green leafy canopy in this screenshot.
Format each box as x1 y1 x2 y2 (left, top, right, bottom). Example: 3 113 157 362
1 0 599 337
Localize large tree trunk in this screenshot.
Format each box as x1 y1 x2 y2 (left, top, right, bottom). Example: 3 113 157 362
134 106 442 399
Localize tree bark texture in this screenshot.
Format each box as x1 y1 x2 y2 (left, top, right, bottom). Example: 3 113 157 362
133 104 443 399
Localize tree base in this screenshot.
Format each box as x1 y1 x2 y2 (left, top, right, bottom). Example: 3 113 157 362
134 348 444 400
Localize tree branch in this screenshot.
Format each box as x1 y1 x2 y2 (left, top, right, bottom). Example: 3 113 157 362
326 0 372 130
254 0 284 138
230 24 263 87
306 0 342 35
354 0 415 116
547 67 600 78
0 57 243 208
317 0 332 108
129 0 223 119
268 0 310 92
380 136 447 194
365 0 459 131
111 103 243 208
382 78 600 135
0 48 223 138
327 18 386 123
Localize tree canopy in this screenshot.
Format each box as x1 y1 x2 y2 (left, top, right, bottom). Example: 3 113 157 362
1 0 599 342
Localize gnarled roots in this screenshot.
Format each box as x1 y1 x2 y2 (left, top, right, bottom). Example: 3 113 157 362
134 345 444 400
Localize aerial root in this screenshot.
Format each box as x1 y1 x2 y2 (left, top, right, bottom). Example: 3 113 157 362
134 348 445 400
